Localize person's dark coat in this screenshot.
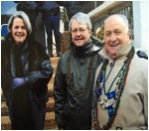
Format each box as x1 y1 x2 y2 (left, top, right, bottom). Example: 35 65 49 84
14 1 37 11
1 33 53 129
54 36 104 129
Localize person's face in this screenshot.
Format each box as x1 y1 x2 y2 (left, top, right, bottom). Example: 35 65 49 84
11 17 27 44
104 16 130 59
71 19 92 47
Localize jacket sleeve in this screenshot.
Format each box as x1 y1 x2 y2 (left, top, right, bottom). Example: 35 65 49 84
28 60 53 84
27 43 53 90
54 56 67 128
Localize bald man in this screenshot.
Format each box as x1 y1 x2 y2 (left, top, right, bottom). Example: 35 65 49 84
92 14 148 130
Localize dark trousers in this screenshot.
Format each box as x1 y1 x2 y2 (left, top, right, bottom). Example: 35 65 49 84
44 15 61 56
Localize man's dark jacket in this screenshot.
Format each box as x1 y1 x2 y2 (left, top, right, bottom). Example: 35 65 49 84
54 36 104 129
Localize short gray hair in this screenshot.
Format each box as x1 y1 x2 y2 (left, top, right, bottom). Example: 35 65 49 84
69 12 92 31
104 14 129 30
8 11 32 35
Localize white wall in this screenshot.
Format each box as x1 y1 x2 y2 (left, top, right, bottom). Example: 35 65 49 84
133 1 148 52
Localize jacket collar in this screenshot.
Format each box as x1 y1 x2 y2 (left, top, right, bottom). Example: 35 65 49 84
99 41 133 62
71 35 103 56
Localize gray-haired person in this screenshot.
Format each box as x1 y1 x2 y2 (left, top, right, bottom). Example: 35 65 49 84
1 11 53 129
54 12 103 129
92 14 148 130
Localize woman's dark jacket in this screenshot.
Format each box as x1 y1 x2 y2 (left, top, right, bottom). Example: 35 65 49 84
1 34 53 129
54 36 104 129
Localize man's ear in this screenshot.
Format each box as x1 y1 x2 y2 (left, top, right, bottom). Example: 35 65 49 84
89 29 92 35
127 29 131 38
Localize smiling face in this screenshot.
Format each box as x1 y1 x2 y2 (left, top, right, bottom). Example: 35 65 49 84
104 15 130 60
11 17 27 45
71 19 92 47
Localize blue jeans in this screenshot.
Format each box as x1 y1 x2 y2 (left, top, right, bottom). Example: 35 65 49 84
44 15 60 56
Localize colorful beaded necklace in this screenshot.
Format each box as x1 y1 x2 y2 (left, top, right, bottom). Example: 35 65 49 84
92 46 134 129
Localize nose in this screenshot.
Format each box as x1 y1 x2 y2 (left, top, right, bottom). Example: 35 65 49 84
76 30 81 36
109 34 117 42
18 27 23 32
